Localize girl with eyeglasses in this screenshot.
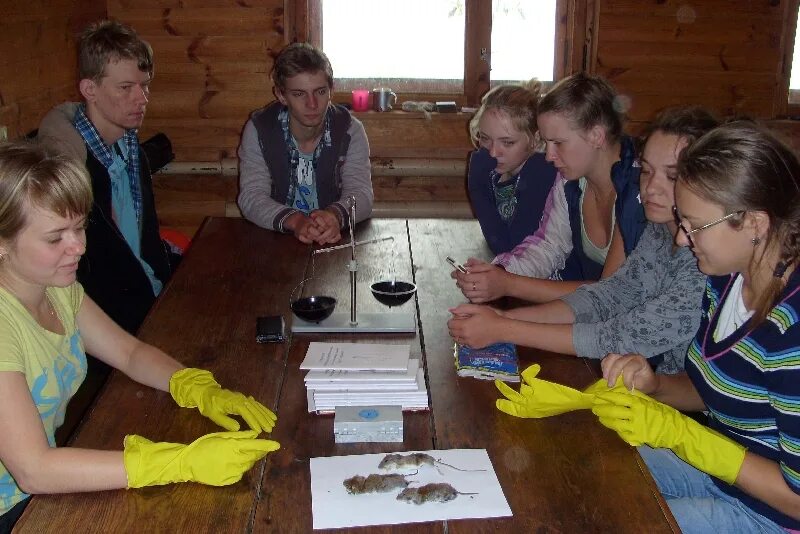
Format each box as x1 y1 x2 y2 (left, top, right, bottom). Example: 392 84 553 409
597 121 800 533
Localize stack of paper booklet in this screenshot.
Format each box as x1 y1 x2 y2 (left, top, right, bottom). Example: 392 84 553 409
300 342 429 413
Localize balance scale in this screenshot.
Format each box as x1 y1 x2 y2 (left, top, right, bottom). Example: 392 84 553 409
290 197 417 334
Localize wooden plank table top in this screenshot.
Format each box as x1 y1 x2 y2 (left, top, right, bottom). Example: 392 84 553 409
14 217 678 533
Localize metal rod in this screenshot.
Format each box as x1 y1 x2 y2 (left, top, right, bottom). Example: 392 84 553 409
312 235 394 255
348 196 358 325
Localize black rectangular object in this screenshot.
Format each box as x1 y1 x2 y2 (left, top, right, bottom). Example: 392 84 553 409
256 315 285 343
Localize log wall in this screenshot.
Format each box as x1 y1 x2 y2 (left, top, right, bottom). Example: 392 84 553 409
592 0 793 124
107 0 287 163
3 1 800 238
0 0 106 139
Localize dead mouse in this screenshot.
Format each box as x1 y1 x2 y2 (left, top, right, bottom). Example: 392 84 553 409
343 473 413 495
396 483 478 504
378 452 486 474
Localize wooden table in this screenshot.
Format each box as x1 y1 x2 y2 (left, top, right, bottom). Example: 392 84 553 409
15 218 678 533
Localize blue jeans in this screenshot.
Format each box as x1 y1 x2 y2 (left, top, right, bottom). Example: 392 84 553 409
639 446 787 534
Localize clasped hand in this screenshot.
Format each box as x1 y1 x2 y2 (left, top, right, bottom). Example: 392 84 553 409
447 303 504 348
291 210 341 245
170 368 277 434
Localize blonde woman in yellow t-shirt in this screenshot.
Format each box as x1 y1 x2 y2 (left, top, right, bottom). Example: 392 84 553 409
0 142 279 532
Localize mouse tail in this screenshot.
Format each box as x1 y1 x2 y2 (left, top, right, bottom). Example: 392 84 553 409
435 459 487 472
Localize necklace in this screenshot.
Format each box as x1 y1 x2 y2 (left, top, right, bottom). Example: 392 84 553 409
0 281 56 321
44 292 56 318
491 171 521 224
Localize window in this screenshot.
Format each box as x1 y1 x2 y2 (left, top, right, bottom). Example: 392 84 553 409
302 0 573 105
790 7 800 105
490 1 556 84
322 0 466 92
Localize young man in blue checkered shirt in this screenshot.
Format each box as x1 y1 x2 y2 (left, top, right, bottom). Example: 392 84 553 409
38 20 174 334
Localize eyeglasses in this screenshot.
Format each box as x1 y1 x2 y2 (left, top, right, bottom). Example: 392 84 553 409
672 205 745 247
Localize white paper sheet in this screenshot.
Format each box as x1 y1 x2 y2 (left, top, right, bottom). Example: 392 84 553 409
300 342 410 371
310 449 512 529
305 359 420 384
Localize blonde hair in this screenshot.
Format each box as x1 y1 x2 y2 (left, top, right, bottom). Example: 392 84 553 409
0 141 93 242
469 79 544 148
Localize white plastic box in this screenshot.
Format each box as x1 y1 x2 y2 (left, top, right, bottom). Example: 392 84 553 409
333 405 403 443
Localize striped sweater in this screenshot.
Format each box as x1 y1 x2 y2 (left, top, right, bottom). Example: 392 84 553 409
686 271 800 529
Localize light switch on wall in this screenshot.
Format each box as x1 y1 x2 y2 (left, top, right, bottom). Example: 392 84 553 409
0 126 7 142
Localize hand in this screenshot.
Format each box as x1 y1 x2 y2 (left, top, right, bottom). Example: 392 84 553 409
285 212 322 244
495 364 594 418
447 303 503 348
451 258 509 303
309 209 342 244
582 374 638 396
170 368 277 433
601 353 659 394
124 430 280 488
592 391 746 484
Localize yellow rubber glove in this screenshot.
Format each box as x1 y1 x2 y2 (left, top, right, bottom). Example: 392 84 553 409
583 376 623 396
124 430 280 488
170 368 277 433
495 364 594 418
592 391 746 485
495 365 640 418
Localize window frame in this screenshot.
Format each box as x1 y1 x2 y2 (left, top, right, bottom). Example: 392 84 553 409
782 0 800 117
289 0 591 106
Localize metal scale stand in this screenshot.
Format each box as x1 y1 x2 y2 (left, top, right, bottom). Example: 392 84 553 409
290 197 417 334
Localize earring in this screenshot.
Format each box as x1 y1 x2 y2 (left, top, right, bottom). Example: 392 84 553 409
751 236 762 246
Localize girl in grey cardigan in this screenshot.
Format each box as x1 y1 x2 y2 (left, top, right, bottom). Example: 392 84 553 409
448 107 718 374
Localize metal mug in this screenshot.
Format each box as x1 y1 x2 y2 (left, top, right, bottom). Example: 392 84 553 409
372 87 397 112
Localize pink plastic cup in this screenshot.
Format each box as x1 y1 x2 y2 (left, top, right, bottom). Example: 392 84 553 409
351 89 370 112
